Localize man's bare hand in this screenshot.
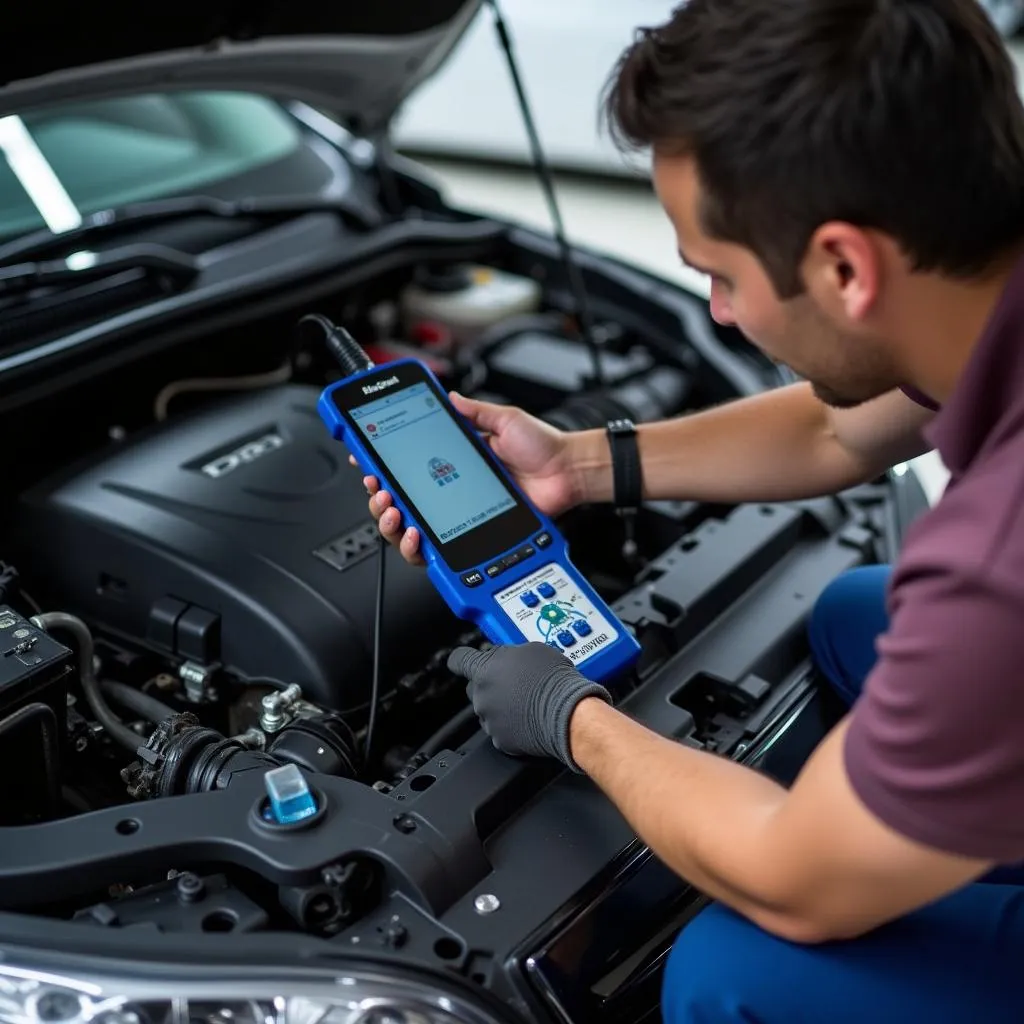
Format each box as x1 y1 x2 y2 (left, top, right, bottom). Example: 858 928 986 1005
353 391 583 566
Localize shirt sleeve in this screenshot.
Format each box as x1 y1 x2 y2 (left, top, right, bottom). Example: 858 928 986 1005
844 566 1024 861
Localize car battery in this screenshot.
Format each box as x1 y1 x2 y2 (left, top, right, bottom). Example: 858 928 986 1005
0 605 74 825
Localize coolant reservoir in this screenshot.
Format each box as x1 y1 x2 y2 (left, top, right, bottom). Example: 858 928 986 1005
400 264 542 346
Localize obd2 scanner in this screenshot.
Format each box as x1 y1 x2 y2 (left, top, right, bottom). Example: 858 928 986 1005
313 318 641 686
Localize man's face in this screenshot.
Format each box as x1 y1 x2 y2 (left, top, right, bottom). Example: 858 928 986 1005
651 153 904 408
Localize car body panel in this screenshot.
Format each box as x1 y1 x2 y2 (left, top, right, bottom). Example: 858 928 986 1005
1 2 480 133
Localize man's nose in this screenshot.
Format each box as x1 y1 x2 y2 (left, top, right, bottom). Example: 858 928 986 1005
709 283 735 326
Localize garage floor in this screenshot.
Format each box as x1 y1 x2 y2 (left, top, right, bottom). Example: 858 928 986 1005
411 155 950 505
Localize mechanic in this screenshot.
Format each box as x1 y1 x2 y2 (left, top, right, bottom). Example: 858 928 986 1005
361 1 1024 1020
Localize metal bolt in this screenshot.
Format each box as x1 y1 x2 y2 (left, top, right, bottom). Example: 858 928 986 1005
179 661 213 703
232 726 265 749
260 695 286 731
35 990 82 1021
175 872 205 903
260 685 302 731
381 921 408 948
474 893 501 915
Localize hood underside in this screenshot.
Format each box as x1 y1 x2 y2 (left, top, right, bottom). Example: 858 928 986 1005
0 1 480 133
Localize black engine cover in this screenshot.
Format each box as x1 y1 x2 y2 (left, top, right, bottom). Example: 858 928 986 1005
14 385 454 710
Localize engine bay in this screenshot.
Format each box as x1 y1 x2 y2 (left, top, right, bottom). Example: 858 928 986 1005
0 232 926 1020
2 250 722 820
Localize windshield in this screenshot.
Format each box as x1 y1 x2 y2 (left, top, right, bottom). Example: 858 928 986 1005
0 92 304 242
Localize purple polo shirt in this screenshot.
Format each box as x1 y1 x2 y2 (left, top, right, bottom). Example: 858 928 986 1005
845 255 1024 861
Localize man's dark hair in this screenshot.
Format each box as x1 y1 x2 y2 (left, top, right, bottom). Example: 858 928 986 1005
605 0 1024 297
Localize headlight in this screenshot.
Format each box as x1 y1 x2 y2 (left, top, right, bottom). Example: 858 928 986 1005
0 961 506 1024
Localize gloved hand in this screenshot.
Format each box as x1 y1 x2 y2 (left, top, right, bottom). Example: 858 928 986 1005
447 642 611 771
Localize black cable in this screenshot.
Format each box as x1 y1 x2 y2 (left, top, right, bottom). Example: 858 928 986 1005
295 314 373 378
305 312 388 771
364 535 387 769
485 0 605 388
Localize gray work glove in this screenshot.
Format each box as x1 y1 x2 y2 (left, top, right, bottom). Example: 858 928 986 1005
447 642 611 771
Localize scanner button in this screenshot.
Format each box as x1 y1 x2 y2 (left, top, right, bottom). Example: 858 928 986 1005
502 550 522 569
520 591 539 608
517 544 536 560
538 582 556 599
461 570 485 588
535 532 552 548
485 562 504 579
557 630 576 646
572 620 592 637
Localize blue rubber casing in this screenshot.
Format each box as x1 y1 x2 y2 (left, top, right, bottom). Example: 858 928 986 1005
317 358 640 685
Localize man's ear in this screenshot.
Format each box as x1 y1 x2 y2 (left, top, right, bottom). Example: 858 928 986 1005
802 223 880 322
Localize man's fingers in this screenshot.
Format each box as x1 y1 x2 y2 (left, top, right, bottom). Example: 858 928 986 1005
378 505 402 536
399 527 424 566
448 645 493 679
449 391 509 436
355 467 423 561
366 488 424 565
369 488 392 523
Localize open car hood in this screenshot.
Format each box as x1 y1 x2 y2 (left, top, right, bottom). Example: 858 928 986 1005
0 1 481 134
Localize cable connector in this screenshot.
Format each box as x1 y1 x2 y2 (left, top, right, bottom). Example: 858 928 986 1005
295 314 375 377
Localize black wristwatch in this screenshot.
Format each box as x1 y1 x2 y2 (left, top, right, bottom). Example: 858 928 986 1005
606 419 642 561
605 418 643 512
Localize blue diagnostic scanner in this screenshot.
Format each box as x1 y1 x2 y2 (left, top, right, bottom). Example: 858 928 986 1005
317 356 641 685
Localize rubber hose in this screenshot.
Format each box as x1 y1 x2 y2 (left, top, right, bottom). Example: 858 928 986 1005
100 679 175 725
418 704 480 759
31 612 144 753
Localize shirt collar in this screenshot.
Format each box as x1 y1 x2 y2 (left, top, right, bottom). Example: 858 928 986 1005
925 253 1024 476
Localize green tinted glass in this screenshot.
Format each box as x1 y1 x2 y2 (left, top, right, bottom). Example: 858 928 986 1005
0 91 302 240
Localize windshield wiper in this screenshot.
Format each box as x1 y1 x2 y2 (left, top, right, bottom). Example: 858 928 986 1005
0 193 378 267
0 244 198 297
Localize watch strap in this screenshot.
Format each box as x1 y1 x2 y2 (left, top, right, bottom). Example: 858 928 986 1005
606 419 642 511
